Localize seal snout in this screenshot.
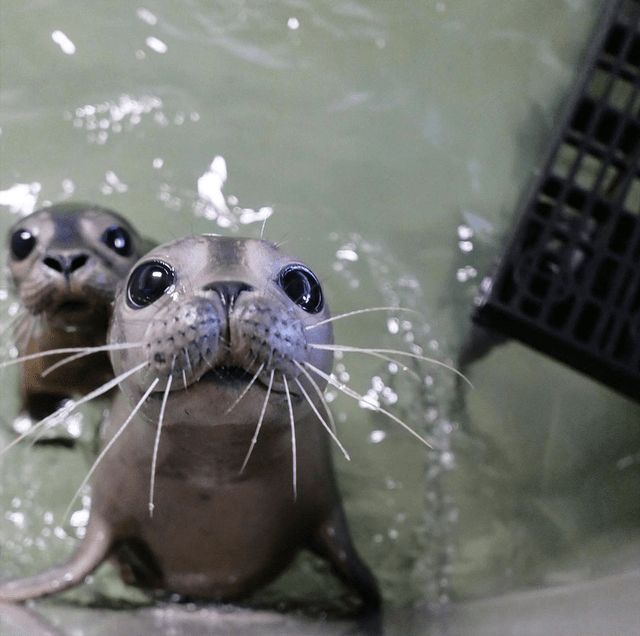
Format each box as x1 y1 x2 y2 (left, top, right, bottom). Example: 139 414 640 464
141 282 310 394
43 251 90 279
203 281 254 309
143 297 223 383
231 296 307 382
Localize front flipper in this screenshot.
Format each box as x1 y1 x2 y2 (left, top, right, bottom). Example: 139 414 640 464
309 506 382 612
0 517 112 603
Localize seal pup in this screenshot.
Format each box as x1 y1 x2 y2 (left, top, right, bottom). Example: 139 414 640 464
0 235 381 610
5 202 153 437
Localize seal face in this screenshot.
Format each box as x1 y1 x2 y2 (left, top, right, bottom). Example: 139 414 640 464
109 235 334 421
0 235 381 611
6 202 154 424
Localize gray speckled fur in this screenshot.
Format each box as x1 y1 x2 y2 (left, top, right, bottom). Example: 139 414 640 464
0 235 381 612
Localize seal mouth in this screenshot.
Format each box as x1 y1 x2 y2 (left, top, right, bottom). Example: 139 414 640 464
201 365 256 385
56 300 91 314
197 365 295 397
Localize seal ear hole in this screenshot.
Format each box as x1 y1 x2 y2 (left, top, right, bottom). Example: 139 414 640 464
10 228 37 261
278 264 324 313
102 225 133 257
127 261 176 309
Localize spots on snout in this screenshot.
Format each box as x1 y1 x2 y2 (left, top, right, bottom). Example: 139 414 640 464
144 300 222 379
231 300 307 378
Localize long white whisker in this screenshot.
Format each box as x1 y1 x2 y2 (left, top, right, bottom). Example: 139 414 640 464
225 363 265 415
0 310 27 341
183 348 193 380
16 316 38 353
65 360 148 408
304 361 432 449
309 343 473 388
63 378 160 523
40 342 143 378
294 361 337 433
306 307 419 331
30 361 149 444
0 342 142 370
240 369 274 473
283 375 297 501
0 409 70 457
149 374 173 518
295 377 350 461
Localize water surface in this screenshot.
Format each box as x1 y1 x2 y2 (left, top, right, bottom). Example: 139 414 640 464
3 1 638 633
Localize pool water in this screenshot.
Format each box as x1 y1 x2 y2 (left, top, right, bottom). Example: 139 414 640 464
3 0 640 633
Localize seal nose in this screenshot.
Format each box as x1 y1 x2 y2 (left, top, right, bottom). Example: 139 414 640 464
43 252 90 278
203 281 254 309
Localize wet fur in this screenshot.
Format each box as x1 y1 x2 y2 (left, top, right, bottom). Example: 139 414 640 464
6 202 154 424
0 235 381 611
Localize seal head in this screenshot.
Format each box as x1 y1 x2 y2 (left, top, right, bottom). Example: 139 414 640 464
109 234 334 426
6 202 153 424
8 202 151 328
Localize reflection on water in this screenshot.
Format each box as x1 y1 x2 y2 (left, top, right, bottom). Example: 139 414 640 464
3 0 637 632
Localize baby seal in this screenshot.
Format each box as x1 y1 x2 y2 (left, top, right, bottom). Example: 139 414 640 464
0 235 381 610
5 202 153 428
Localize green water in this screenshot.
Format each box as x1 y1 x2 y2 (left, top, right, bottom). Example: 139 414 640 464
3 0 640 633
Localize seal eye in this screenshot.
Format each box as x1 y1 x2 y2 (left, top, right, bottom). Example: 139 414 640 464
278 264 324 313
10 228 37 261
101 225 132 257
127 261 175 309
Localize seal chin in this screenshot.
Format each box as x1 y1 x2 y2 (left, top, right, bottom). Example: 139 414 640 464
45 296 106 329
53 300 92 316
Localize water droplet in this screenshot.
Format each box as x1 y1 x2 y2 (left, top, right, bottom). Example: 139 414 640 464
51 30 76 55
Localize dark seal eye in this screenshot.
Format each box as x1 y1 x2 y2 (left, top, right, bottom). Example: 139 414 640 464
10 228 37 261
278 264 324 313
102 225 132 257
127 261 175 309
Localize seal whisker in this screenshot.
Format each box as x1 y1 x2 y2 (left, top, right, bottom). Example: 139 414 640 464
183 347 194 380
63 377 161 524
0 342 143 371
283 375 297 501
149 374 173 518
0 310 27 342
294 361 337 434
240 369 274 474
319 347 421 381
9 312 34 340
309 344 473 388
306 307 419 331
303 361 433 449
17 315 39 354
224 362 265 415
0 408 72 457
30 361 149 444
294 377 350 461
40 342 144 378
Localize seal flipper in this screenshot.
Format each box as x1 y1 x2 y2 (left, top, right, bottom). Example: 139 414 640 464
0 517 112 602
309 507 382 611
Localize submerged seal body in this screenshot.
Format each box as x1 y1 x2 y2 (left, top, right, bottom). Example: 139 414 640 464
6 202 153 423
0 235 381 609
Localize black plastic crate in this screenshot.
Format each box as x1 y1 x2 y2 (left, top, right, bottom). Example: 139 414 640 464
473 0 640 400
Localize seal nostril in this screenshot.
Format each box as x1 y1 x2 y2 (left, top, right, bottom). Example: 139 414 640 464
204 281 254 308
43 253 89 275
69 254 89 272
43 256 65 273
